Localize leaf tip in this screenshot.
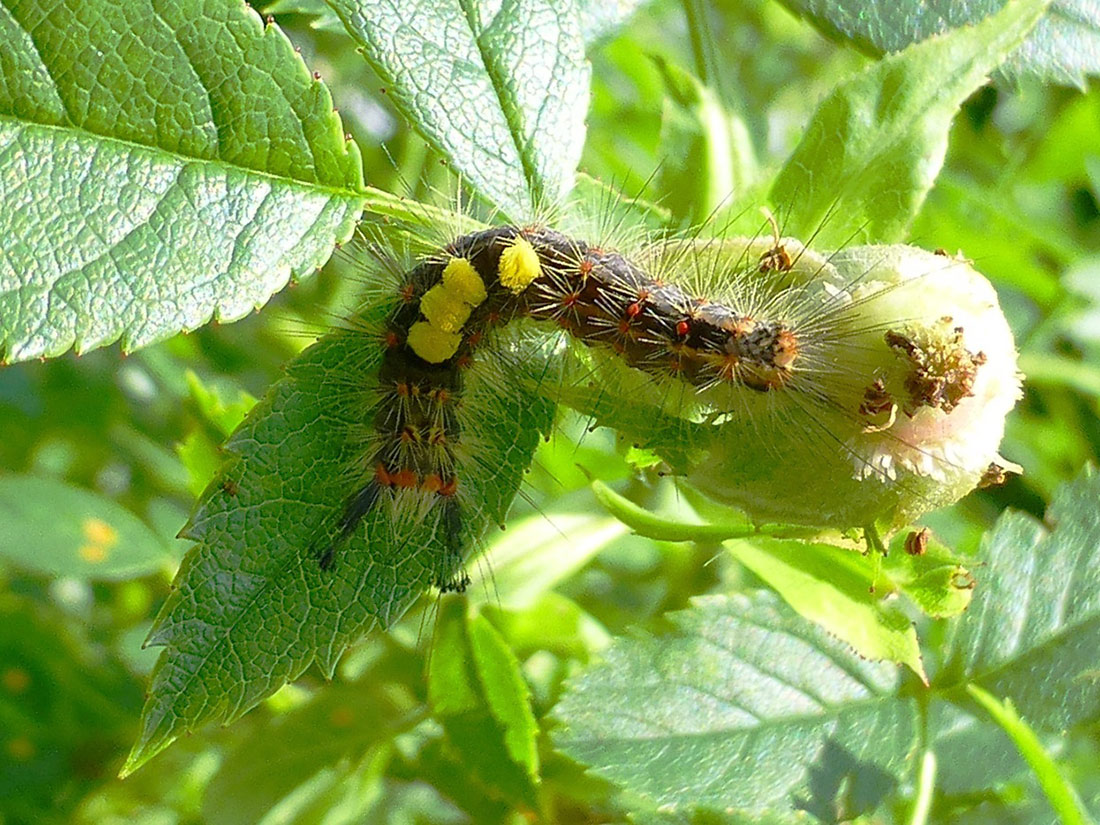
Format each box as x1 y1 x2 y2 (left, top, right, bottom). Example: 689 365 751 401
118 734 171 779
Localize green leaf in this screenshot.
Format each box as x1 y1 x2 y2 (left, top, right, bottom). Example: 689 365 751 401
185 371 257 438
429 597 541 812
770 0 1051 245
939 467 1100 731
653 57 756 223
0 0 364 363
325 0 590 217
967 684 1094 825
203 681 420 825
928 700 1033 794
553 593 918 818
178 372 260 497
883 529 976 618
470 508 628 609
575 0 650 44
724 536 927 680
911 171 1069 309
481 590 610 662
124 329 554 774
778 0 1100 88
0 474 173 580
176 431 224 499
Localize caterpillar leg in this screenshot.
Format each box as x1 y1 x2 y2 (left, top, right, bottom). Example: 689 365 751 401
315 481 382 570
434 496 469 592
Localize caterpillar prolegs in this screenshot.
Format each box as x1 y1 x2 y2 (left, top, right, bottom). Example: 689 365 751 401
316 223 1021 586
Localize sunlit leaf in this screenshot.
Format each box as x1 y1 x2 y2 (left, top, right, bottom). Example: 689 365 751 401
779 0 1100 87
326 0 590 217
772 0 1050 244
939 467 1100 731
0 0 365 361
429 597 541 811
554 592 918 818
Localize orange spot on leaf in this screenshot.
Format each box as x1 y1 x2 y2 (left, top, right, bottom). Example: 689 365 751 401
2 668 30 694
7 737 35 760
82 518 117 546
79 544 108 563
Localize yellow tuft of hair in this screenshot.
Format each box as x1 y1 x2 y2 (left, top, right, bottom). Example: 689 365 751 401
407 321 462 364
498 237 541 293
442 257 488 306
420 284 473 333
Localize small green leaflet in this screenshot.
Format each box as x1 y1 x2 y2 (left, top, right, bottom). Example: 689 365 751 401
771 0 1051 245
0 474 174 580
554 592 918 818
429 597 541 812
0 0 364 362
779 0 1100 88
326 0 590 218
123 330 555 774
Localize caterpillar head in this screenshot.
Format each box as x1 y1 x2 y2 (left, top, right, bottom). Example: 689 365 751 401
688 242 1023 530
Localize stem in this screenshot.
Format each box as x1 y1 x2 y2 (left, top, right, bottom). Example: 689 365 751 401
863 523 887 593
966 684 1092 825
681 0 713 86
908 749 937 825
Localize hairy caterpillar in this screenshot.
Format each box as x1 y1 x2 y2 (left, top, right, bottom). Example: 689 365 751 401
313 212 1021 586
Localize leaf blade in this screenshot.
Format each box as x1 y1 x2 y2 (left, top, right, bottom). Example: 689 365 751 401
0 474 173 580
941 467 1100 731
554 593 918 817
967 684 1094 825
778 0 1100 88
429 598 541 811
770 0 1051 245
725 537 927 680
123 329 554 774
0 0 364 362
325 0 590 216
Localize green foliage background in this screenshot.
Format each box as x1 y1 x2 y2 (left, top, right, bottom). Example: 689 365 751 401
1 0 1099 823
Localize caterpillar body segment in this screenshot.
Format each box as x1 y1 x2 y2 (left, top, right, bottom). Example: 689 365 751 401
318 225 1020 575
317 225 811 576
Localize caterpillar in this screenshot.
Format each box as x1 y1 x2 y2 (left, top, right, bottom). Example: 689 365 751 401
312 214 1022 588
